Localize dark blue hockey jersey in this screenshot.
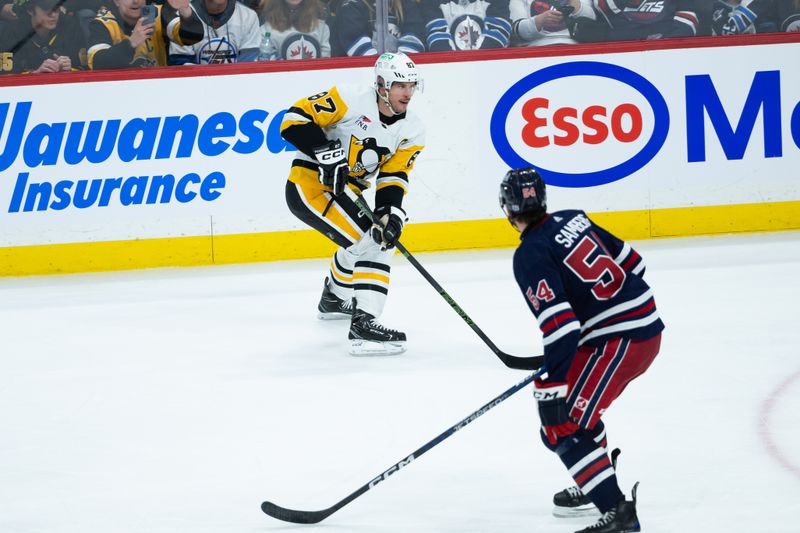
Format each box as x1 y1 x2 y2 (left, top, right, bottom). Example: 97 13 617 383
594 0 700 40
513 210 664 381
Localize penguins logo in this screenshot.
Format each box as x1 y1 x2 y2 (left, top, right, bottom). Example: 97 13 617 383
348 136 391 177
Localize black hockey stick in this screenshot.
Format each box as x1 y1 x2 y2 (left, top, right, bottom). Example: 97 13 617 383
261 371 536 524
354 196 543 371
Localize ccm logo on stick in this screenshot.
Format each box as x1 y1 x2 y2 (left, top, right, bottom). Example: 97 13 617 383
491 61 670 188
368 454 415 488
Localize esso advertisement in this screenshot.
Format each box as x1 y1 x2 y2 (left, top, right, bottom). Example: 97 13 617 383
491 62 669 188
491 57 800 192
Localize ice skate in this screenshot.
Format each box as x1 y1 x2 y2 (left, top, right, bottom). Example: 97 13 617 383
348 307 406 356
574 483 640 533
317 277 353 320
554 448 620 518
553 486 598 518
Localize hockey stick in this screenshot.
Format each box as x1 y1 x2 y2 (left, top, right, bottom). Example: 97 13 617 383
261 371 536 524
353 195 543 370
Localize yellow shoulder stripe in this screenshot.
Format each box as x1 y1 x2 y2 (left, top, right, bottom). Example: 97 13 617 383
289 86 349 129
381 144 424 174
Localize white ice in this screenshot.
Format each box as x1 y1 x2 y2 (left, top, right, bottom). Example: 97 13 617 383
1 231 799 533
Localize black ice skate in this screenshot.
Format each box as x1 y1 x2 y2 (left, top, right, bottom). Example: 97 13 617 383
553 486 596 518
348 306 406 356
317 277 353 320
575 483 640 533
554 448 621 518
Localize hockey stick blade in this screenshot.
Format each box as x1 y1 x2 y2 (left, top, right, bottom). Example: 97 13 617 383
353 196 543 371
260 501 333 524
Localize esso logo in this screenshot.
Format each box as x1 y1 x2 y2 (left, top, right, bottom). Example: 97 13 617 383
521 99 644 147
491 62 670 187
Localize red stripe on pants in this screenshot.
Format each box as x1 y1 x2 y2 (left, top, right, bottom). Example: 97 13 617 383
568 333 661 429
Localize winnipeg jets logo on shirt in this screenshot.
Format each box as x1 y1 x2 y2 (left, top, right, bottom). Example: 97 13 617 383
197 37 239 64
623 0 667 23
282 34 322 61
453 16 484 49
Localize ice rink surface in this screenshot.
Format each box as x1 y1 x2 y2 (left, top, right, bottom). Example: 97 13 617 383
1 231 799 533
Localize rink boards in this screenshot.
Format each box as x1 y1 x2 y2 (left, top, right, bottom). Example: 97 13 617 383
0 34 798 275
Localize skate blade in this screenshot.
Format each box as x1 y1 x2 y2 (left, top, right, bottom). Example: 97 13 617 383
317 311 352 320
349 339 406 356
552 504 600 518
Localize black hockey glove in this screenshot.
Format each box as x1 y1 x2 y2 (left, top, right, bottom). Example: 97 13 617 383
313 139 349 196
533 378 579 445
371 205 406 250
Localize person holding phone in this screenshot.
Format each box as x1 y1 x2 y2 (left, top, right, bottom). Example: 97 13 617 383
510 0 595 46
87 0 204 68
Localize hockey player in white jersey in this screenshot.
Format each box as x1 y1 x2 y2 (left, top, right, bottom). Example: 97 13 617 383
280 52 425 356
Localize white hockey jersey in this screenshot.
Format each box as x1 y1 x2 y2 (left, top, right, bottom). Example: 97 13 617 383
282 84 425 193
260 19 331 60
170 1 261 64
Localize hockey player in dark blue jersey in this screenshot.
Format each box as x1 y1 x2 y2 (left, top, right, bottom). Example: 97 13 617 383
500 167 664 533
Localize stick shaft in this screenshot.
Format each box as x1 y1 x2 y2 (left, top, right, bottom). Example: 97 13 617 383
261 372 536 523
354 196 542 370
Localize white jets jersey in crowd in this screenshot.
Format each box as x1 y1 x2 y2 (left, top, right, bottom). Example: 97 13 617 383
170 2 261 64
284 84 425 192
260 20 331 60
423 0 512 51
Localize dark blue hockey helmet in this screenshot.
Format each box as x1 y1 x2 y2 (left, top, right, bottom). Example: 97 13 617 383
499 167 547 219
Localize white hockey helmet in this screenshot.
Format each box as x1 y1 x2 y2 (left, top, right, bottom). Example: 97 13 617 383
374 52 423 93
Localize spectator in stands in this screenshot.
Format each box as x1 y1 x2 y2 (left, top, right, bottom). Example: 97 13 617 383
712 0 798 34
328 0 424 57
421 0 511 51
169 0 261 64
510 0 596 45
258 0 330 59
712 0 768 33
780 0 800 30
569 0 702 41
1 0 18 37
2 0 86 73
87 0 203 68
61 0 106 41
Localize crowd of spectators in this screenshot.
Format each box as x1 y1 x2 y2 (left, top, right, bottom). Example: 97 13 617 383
0 0 798 73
